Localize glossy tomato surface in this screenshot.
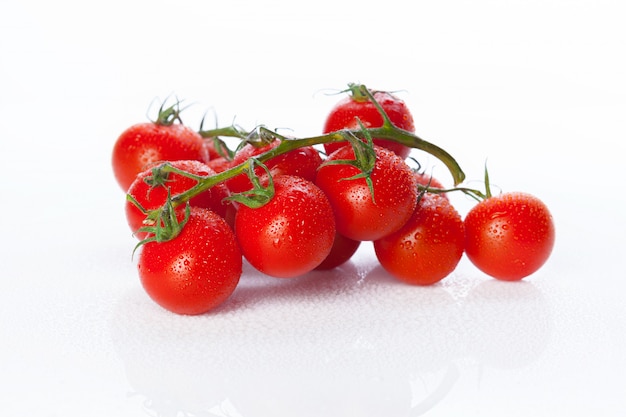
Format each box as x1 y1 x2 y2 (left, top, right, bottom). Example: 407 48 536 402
125 160 230 239
226 141 322 193
112 122 208 191
374 193 464 285
314 232 361 270
323 89 415 159
315 145 417 241
235 175 336 278
137 207 242 315
464 192 555 281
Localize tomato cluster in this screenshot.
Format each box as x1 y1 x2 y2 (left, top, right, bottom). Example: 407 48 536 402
112 85 555 315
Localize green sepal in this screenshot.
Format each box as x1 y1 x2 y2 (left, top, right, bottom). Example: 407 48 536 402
129 191 191 258
319 119 378 203
224 158 275 209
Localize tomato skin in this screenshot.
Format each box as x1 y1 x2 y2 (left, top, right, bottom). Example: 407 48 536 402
112 122 208 191
464 192 555 281
314 232 361 270
125 160 230 240
226 141 322 193
414 172 448 199
266 145 323 181
315 145 418 241
137 207 242 315
374 193 465 285
323 90 415 159
235 175 336 278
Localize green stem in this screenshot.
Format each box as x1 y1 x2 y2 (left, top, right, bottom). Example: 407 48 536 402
171 124 465 206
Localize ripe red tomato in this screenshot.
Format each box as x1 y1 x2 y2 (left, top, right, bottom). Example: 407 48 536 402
226 141 322 193
414 172 448 199
323 87 415 159
235 175 336 278
112 121 208 191
137 207 242 315
314 232 361 270
374 193 465 285
464 192 555 281
125 160 231 240
315 145 418 241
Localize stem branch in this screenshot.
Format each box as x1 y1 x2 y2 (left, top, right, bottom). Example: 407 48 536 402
171 124 465 206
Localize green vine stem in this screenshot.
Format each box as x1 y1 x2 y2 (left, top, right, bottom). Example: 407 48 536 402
165 122 465 207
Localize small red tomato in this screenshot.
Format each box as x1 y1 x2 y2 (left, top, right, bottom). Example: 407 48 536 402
112 121 208 191
374 193 465 285
235 175 336 278
226 141 322 193
314 232 361 270
315 145 417 241
125 160 230 240
207 156 233 174
414 172 448 199
137 207 242 315
323 86 415 159
464 192 555 281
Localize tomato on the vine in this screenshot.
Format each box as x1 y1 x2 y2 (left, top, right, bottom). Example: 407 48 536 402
137 207 242 315
464 192 555 281
414 172 448 199
112 115 208 191
226 141 322 193
125 160 230 240
374 193 465 285
315 145 418 241
323 86 415 159
235 175 336 278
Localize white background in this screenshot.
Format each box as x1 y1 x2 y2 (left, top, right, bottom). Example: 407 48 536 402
1 0 625 416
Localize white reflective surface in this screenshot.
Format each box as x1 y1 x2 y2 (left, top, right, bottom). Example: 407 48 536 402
2 1 625 416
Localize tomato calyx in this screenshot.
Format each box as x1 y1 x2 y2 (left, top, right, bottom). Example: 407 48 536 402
319 120 378 202
128 191 191 256
347 82 374 103
152 98 187 126
224 158 276 208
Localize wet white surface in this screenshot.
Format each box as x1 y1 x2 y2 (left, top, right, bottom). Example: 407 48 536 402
2 1 625 415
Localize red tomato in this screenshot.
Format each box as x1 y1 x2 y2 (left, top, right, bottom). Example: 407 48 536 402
323 87 415 159
202 137 227 160
226 141 323 193
137 207 242 315
112 121 208 191
315 145 418 241
374 193 465 285
125 160 230 240
207 156 233 174
314 232 361 270
464 192 555 281
235 175 336 278
414 172 448 199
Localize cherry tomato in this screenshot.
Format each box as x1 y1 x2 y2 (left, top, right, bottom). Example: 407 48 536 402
235 175 336 278
207 156 233 174
464 192 555 281
374 193 465 285
112 121 208 191
414 172 448 199
137 207 242 315
226 141 322 193
315 145 418 241
314 232 361 270
323 87 415 159
125 160 230 240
